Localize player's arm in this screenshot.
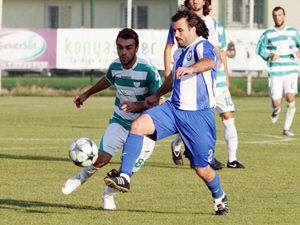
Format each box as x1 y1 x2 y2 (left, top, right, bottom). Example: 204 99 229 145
121 98 164 113
256 33 277 61
210 22 222 69
220 50 230 87
175 58 214 79
145 74 173 107
294 29 300 58
164 43 173 78
214 46 223 70
164 25 175 78
74 76 111 108
176 41 215 79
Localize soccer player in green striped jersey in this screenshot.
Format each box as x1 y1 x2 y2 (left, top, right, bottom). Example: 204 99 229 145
215 22 245 168
61 28 162 210
256 6 300 136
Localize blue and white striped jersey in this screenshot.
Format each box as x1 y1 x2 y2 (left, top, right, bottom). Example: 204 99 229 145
170 37 217 111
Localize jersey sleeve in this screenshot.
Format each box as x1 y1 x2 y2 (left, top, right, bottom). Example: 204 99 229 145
196 41 216 62
146 66 162 94
256 32 270 61
208 20 221 47
294 29 300 49
166 25 175 45
219 25 227 50
105 64 115 85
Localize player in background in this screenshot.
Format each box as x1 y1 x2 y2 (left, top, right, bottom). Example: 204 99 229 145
256 6 300 136
164 0 224 169
61 28 162 210
105 9 229 215
214 20 245 168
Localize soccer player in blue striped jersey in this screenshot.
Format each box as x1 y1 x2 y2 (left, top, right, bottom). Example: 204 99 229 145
105 9 229 215
165 0 225 169
256 6 300 136
61 28 162 210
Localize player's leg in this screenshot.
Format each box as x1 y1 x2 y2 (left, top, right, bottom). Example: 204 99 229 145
171 134 184 165
132 136 156 173
104 102 177 192
213 88 231 169
283 74 297 136
102 136 156 210
269 76 283 123
221 112 245 168
179 108 228 215
104 114 156 192
62 123 126 195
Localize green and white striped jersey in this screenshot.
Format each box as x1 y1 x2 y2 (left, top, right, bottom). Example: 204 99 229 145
106 57 162 130
256 26 300 77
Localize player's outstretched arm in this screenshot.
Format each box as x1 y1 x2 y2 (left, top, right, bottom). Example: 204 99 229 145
73 76 111 108
145 75 173 107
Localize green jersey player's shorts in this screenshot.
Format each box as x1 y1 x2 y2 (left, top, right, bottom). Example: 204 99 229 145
268 73 298 100
215 86 235 115
98 122 155 172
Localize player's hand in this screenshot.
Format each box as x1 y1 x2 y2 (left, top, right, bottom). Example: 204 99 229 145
73 94 87 108
145 94 160 108
175 67 193 79
269 53 279 61
121 101 138 112
295 51 300 58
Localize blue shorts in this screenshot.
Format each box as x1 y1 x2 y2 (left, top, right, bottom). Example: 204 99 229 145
143 101 216 168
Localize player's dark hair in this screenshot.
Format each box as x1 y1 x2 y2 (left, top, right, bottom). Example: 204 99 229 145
272 6 285 15
184 0 211 16
172 9 209 39
116 28 139 47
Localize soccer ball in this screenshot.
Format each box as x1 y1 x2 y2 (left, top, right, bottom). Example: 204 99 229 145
69 138 98 167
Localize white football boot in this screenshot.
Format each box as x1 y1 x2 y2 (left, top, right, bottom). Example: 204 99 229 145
102 187 117 210
62 165 97 195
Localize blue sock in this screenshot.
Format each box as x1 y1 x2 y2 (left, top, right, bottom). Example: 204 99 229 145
206 173 224 199
120 133 144 176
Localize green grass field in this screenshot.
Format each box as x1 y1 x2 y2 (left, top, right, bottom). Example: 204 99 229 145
0 96 299 225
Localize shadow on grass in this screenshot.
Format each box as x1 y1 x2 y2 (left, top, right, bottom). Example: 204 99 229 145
0 199 203 215
0 154 69 162
0 154 189 170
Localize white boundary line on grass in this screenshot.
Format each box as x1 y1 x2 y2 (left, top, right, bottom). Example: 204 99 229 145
0 133 298 151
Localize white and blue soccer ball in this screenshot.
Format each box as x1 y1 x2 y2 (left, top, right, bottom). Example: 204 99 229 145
69 138 98 167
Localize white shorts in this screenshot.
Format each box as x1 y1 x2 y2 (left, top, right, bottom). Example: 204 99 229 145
99 123 155 172
215 87 235 115
269 74 298 100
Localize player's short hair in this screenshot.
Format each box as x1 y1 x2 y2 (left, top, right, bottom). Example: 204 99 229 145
172 9 209 39
116 28 139 47
272 6 285 15
184 0 211 16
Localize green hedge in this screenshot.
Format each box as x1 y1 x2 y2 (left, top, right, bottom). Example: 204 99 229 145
1 76 269 96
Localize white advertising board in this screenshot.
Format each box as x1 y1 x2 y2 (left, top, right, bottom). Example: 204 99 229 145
56 29 168 70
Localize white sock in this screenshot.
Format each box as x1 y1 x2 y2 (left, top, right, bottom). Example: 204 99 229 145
172 134 182 152
214 192 225 204
103 187 118 197
81 165 98 179
120 173 130 183
223 118 238 162
284 101 296 131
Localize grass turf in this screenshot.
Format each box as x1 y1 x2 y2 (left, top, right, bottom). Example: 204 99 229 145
0 96 299 225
